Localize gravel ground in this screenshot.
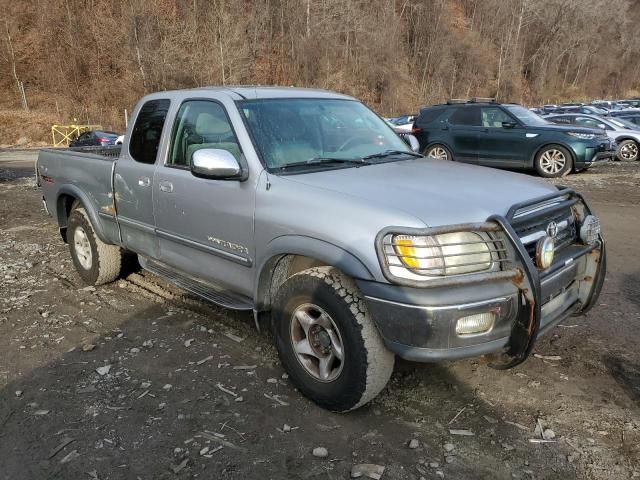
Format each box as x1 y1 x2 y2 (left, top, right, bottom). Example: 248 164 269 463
0 152 639 480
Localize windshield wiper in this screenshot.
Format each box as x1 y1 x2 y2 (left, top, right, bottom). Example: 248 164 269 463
362 150 423 160
279 157 370 170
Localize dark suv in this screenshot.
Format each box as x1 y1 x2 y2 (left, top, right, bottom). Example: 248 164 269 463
412 100 615 177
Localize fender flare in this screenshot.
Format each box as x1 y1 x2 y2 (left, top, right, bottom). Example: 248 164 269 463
614 136 639 147
56 184 111 244
253 235 376 309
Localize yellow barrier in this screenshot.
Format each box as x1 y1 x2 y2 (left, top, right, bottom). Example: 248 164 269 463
51 124 103 147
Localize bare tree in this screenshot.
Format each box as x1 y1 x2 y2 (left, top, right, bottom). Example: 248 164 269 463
0 0 639 132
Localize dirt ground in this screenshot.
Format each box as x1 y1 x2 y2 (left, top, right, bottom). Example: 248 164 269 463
1 151 639 480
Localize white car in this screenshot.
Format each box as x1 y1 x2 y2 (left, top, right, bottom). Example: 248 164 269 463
388 114 416 133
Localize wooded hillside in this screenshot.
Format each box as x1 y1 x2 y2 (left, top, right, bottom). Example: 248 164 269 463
2 0 640 136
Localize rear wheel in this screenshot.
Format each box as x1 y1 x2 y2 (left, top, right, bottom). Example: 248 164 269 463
616 139 639 161
424 144 453 161
534 145 572 178
272 267 394 412
67 206 122 285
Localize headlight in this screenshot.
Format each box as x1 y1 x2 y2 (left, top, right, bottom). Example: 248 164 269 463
567 132 596 140
386 231 494 278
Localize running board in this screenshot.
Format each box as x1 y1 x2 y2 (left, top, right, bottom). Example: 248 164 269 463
139 257 253 311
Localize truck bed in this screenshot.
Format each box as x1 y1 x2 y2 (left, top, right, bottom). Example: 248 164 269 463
37 146 121 244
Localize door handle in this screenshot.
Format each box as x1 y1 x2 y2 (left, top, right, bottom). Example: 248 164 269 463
159 181 174 193
138 176 151 187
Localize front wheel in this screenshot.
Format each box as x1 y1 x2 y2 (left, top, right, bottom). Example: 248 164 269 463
272 267 394 412
616 139 639 161
534 145 572 178
424 144 453 161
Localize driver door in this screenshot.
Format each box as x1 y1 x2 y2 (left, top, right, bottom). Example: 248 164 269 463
477 106 526 167
153 98 256 297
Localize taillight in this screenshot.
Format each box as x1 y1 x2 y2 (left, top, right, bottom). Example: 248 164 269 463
411 127 422 134
98 137 109 144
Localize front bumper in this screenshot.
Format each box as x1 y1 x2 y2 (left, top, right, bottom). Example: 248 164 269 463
361 189 606 365
575 139 616 168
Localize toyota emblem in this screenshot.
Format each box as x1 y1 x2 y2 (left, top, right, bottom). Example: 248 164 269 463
546 221 558 238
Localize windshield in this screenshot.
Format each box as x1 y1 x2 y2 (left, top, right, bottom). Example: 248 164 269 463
504 105 550 126
238 98 411 170
589 106 608 115
609 117 639 130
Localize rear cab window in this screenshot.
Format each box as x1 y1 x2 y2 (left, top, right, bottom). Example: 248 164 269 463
129 99 171 164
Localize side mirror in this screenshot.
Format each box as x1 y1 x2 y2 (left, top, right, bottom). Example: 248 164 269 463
598 124 607 129
502 121 517 129
399 133 421 152
191 148 241 179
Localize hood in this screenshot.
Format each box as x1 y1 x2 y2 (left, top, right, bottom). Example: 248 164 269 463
614 128 640 137
533 123 605 135
282 158 558 226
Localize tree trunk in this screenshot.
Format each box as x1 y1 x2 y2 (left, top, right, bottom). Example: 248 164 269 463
4 21 27 111
133 22 148 91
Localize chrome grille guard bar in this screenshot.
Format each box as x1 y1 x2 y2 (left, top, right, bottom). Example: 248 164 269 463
487 186 606 369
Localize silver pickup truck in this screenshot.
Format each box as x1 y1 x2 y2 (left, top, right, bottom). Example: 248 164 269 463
37 87 606 411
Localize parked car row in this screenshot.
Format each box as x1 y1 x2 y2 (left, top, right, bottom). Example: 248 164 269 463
534 99 640 162
533 99 640 117
404 99 617 178
545 114 640 161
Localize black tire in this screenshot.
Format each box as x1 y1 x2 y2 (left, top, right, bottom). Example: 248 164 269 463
272 267 394 412
616 139 639 161
424 143 453 161
67 206 122 285
534 145 573 178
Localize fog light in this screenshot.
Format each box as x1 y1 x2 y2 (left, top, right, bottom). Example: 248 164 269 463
580 215 600 245
535 236 555 269
455 312 496 336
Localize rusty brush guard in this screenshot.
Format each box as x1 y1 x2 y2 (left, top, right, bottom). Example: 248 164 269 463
485 187 606 369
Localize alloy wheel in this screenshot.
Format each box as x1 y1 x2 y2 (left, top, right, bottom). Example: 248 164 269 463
427 146 449 161
290 303 344 382
620 142 639 161
539 149 567 175
73 226 93 270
